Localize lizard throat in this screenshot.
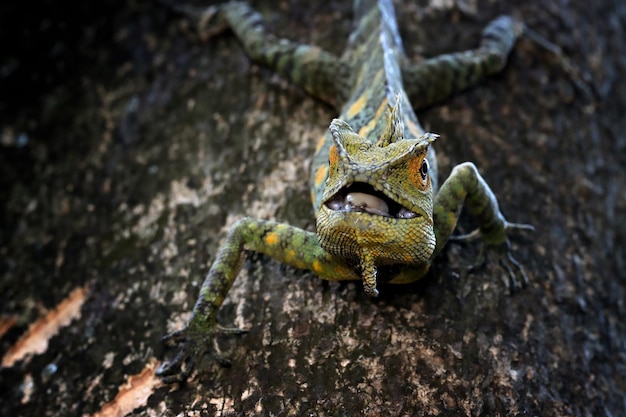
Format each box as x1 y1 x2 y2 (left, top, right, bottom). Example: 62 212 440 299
324 182 419 219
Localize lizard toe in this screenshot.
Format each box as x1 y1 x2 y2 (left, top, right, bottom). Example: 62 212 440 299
468 239 530 293
158 321 249 382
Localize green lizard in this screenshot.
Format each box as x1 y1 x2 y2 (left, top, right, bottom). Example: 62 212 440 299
159 0 533 381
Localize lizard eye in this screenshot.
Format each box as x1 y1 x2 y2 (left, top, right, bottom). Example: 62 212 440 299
420 159 429 180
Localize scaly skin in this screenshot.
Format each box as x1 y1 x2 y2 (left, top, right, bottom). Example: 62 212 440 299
158 0 532 382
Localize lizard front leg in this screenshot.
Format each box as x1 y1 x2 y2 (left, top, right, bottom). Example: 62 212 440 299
403 16 523 109
432 162 533 289
158 218 357 382
173 1 349 107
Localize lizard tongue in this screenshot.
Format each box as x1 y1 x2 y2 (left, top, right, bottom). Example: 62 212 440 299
344 192 390 216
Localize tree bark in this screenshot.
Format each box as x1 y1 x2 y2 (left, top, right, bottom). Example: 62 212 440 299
1 0 624 416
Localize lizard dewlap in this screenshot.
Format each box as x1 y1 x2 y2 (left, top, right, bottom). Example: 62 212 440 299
158 0 533 382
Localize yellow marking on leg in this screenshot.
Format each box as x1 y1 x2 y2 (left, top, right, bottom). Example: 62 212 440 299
265 232 279 246
313 260 323 274
347 94 367 118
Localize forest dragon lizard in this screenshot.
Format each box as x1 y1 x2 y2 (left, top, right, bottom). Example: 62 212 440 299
159 0 533 381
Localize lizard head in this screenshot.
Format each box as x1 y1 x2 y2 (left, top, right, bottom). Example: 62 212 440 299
316 118 437 295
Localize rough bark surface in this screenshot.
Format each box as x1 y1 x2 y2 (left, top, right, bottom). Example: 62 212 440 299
1 0 625 416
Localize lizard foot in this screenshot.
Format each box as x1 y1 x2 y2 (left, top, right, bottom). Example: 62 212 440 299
451 222 534 292
157 320 247 383
469 239 530 292
158 1 228 40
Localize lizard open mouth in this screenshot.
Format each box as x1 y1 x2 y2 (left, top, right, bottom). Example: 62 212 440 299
324 182 419 219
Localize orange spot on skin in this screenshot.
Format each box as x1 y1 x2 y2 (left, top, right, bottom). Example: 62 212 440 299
313 260 323 273
408 154 430 190
314 165 328 186
265 232 279 246
347 94 367 118
328 145 339 166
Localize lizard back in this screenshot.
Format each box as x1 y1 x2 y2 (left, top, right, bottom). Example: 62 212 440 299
310 0 436 212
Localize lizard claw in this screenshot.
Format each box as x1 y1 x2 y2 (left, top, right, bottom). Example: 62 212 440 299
468 239 529 292
157 320 248 383
451 221 534 243
453 221 534 292
157 328 197 383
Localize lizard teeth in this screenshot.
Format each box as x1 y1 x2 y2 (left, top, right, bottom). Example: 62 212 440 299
326 198 344 211
324 182 419 219
344 192 390 216
396 207 418 219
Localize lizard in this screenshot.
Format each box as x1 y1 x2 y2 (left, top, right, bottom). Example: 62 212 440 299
158 0 533 382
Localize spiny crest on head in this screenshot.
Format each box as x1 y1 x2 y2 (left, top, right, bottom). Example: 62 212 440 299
328 117 438 168
328 119 369 165
378 93 404 147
